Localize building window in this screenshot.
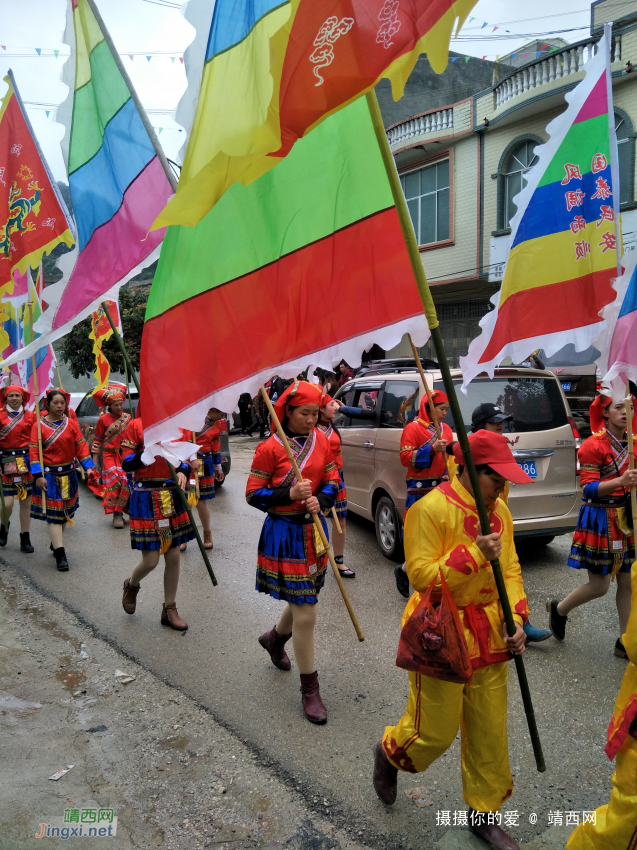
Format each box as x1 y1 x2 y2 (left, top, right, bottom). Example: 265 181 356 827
400 159 450 246
503 140 538 226
616 111 633 206
418 299 492 368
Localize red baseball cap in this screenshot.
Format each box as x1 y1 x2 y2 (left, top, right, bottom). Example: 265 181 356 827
453 430 534 484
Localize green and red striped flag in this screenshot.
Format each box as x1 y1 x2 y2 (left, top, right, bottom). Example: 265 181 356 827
140 97 427 441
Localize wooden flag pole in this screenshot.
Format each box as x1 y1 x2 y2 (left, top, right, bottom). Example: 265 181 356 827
366 89 544 771
191 433 201 500
27 301 46 515
259 387 364 641
625 384 637 532
330 506 342 535
408 333 448 473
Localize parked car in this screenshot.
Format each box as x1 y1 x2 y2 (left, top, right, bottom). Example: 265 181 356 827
355 356 438 377
74 389 232 484
545 363 598 440
333 366 580 561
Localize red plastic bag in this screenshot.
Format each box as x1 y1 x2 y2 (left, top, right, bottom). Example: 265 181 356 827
396 569 473 684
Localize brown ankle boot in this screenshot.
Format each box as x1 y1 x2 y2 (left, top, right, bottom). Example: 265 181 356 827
469 809 520 850
373 742 398 805
122 578 140 614
299 671 327 724
161 603 188 631
258 627 292 670
203 530 213 550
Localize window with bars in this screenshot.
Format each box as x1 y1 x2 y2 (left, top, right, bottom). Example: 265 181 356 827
417 299 492 367
504 140 538 227
616 111 633 206
400 159 450 246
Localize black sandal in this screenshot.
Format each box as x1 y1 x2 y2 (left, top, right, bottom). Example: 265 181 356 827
337 567 356 579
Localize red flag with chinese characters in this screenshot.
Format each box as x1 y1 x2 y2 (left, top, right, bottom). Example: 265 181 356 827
0 72 74 293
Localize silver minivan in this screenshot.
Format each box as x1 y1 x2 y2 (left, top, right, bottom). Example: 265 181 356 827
334 366 581 560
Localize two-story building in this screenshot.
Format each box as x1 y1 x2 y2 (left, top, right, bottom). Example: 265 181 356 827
380 0 637 367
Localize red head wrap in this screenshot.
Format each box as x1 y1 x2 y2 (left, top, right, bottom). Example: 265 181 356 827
93 386 127 409
590 393 636 434
1 385 30 406
46 387 71 408
320 391 333 408
273 380 323 423
418 389 448 422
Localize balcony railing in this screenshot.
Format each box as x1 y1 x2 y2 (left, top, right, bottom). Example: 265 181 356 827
495 35 622 110
387 107 454 148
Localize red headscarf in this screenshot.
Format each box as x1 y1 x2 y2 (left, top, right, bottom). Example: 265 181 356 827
320 391 333 408
93 386 127 409
418 389 448 422
590 393 636 434
274 380 323 423
46 387 71 408
1 385 30 407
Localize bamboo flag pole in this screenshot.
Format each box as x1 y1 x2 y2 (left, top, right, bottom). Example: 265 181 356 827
408 334 448 473
330 507 342 535
259 387 364 641
625 384 637 532
167 463 217 587
366 90 544 771
27 301 46 515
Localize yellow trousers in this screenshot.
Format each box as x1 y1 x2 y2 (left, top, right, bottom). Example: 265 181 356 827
566 735 637 850
382 662 512 813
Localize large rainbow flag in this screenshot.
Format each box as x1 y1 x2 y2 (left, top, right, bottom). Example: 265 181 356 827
1 0 173 370
461 25 621 390
140 98 429 443
0 72 75 292
155 0 477 228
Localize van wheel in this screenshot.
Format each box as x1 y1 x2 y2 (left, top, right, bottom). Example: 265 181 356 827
375 496 404 562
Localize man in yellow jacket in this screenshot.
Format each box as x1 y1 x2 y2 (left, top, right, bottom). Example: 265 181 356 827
566 559 637 849
373 430 532 850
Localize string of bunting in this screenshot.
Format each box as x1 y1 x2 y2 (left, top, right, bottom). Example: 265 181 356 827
0 45 184 61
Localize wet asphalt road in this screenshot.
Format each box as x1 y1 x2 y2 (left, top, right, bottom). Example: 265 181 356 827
1 435 629 846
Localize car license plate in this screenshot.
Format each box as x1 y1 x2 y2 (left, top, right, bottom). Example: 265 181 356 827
517 460 537 478
561 382 572 392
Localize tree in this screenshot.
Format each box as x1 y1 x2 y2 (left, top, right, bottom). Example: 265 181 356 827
58 286 148 379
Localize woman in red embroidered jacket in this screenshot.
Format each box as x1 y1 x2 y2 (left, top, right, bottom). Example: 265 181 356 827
180 407 226 551
120 417 195 631
549 394 637 658
0 385 35 553
395 390 452 599
246 380 340 724
91 387 131 529
30 389 95 572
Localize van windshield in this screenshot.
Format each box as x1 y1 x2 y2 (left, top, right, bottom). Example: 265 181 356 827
433 377 568 433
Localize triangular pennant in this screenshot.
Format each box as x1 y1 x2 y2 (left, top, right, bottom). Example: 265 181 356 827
492 26 498 32
179 56 183 64
45 110 50 117
54 49 59 58
465 56 470 62
0 46 6 51
469 16 475 23
158 128 163 134
35 48 42 55
481 22 488 29
170 56 175 63
451 57 458 62
146 55 151 61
